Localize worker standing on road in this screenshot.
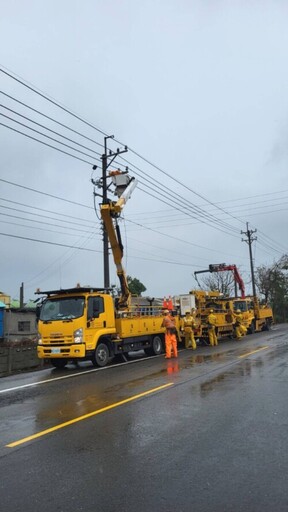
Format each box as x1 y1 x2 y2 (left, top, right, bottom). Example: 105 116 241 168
207 309 218 346
161 309 178 359
233 309 247 340
181 311 197 350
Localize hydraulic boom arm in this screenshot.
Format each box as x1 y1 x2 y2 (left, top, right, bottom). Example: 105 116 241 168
194 263 246 298
100 175 137 310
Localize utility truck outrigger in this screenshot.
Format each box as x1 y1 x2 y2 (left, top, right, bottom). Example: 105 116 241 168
36 172 167 368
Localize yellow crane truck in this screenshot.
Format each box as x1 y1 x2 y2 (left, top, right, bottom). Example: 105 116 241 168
36 172 168 368
194 263 273 335
188 290 235 343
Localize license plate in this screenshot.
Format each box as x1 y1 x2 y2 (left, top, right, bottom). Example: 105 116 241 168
51 348 61 354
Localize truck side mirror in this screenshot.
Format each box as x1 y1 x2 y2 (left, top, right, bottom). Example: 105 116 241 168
35 304 41 323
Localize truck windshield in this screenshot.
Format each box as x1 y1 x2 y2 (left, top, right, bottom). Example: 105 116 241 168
233 301 247 312
40 297 85 321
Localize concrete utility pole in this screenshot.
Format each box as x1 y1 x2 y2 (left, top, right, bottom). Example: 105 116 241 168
20 282 24 308
241 222 257 297
100 136 128 289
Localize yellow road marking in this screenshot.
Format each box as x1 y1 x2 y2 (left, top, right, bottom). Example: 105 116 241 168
6 383 173 448
238 346 269 359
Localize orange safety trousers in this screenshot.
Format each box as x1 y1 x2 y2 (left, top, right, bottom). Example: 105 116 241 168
165 332 178 358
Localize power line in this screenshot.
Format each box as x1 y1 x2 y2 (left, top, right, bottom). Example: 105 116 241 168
0 218 100 239
1 65 285 265
0 112 102 163
0 203 96 229
118 156 241 234
25 231 100 286
0 103 103 158
0 232 101 251
0 122 95 166
0 66 244 232
0 67 107 136
2 107 240 237
0 197 96 224
0 90 104 149
257 229 288 253
0 178 94 209
125 217 239 251
117 151 245 227
136 184 240 238
0 211 101 235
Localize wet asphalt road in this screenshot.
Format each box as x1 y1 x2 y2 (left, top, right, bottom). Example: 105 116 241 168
1 325 288 512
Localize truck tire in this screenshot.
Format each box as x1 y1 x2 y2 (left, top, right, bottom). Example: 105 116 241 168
145 335 163 356
92 342 110 367
262 320 271 331
51 358 68 369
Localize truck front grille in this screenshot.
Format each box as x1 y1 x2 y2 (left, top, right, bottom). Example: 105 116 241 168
43 335 73 344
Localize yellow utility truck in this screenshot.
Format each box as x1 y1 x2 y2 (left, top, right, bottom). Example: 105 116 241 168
233 296 273 333
194 263 273 334
36 286 166 368
188 290 235 343
36 172 167 368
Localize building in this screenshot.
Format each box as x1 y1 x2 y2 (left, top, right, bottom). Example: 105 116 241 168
0 291 37 343
0 292 11 307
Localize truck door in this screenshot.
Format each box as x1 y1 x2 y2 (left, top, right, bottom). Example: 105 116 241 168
85 296 107 343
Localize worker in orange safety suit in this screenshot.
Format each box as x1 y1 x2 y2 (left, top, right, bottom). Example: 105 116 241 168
161 309 178 358
207 309 218 346
181 311 197 350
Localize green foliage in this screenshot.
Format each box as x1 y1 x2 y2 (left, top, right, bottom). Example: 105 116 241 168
127 275 147 296
255 255 288 322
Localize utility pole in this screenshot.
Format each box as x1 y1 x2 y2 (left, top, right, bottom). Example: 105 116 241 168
20 282 24 308
241 222 257 297
100 136 128 289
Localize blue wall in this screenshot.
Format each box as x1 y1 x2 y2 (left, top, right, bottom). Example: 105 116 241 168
0 309 4 338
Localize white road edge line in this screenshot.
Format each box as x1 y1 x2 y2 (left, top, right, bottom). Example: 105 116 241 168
0 353 163 394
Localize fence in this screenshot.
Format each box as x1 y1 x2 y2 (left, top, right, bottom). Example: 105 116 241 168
0 343 44 377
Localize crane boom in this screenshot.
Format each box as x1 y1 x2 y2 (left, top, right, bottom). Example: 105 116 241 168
194 263 246 298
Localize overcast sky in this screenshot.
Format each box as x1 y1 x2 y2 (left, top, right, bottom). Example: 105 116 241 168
1 0 288 302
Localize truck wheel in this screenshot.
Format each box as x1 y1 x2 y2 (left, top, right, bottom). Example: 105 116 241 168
145 335 163 356
51 358 68 369
263 320 271 331
92 342 110 367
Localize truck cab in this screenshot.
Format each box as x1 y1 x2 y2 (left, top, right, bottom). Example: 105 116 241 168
37 288 117 368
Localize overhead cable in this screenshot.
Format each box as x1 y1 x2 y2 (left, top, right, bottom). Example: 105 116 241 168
0 122 95 166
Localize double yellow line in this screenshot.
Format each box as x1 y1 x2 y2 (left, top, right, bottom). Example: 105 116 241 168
6 383 173 448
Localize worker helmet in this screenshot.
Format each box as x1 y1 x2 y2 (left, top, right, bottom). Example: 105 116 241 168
209 309 214 313
236 309 241 313
163 309 169 314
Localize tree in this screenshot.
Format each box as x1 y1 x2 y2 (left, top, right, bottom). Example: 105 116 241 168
255 255 288 322
197 272 236 297
127 276 147 296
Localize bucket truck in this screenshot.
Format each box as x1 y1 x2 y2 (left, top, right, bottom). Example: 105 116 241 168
36 172 168 368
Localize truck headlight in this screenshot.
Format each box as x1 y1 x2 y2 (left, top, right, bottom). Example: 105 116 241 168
74 328 83 344
37 333 43 345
